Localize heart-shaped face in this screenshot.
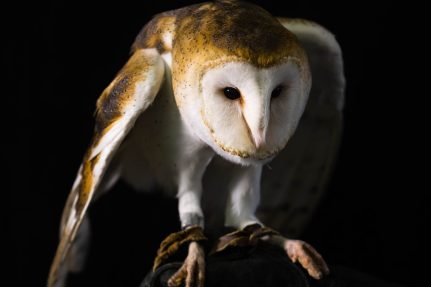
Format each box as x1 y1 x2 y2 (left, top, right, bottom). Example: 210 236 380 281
198 59 310 164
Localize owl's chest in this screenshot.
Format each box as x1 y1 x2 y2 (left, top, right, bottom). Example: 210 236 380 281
120 78 207 193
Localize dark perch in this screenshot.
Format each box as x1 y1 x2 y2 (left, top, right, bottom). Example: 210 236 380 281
141 242 403 287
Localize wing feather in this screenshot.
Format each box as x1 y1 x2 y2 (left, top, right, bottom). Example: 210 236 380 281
48 48 165 287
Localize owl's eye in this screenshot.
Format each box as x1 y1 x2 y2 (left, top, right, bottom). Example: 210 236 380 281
271 85 283 98
223 87 241 100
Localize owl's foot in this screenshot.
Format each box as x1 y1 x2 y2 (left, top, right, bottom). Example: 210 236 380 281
212 224 329 280
153 226 206 287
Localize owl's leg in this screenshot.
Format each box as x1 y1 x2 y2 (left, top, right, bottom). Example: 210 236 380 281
153 151 213 287
219 164 329 280
224 165 263 229
153 193 206 287
165 187 206 287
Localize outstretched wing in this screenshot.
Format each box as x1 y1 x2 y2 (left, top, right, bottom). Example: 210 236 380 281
257 18 345 236
48 48 165 287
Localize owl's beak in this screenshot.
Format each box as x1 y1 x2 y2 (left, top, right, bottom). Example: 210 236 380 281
252 128 266 149
243 99 270 150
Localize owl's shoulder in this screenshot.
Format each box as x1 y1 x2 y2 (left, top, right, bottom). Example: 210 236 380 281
131 2 212 54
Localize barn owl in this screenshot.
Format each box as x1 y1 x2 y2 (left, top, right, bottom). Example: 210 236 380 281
48 1 345 286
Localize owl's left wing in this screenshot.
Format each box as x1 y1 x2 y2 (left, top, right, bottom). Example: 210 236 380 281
257 18 345 236
48 48 165 287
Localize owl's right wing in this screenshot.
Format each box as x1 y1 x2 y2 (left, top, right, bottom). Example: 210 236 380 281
256 18 345 236
48 48 165 287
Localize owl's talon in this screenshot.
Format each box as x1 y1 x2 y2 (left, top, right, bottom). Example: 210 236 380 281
288 239 330 279
266 235 330 280
168 241 205 287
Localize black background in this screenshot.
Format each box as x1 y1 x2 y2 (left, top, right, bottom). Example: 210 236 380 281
5 1 425 286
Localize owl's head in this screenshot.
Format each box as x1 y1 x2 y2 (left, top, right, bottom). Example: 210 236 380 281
172 1 311 165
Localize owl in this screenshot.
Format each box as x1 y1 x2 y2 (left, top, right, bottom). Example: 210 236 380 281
48 1 345 287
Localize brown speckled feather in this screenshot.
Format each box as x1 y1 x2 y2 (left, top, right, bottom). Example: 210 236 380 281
48 49 165 287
